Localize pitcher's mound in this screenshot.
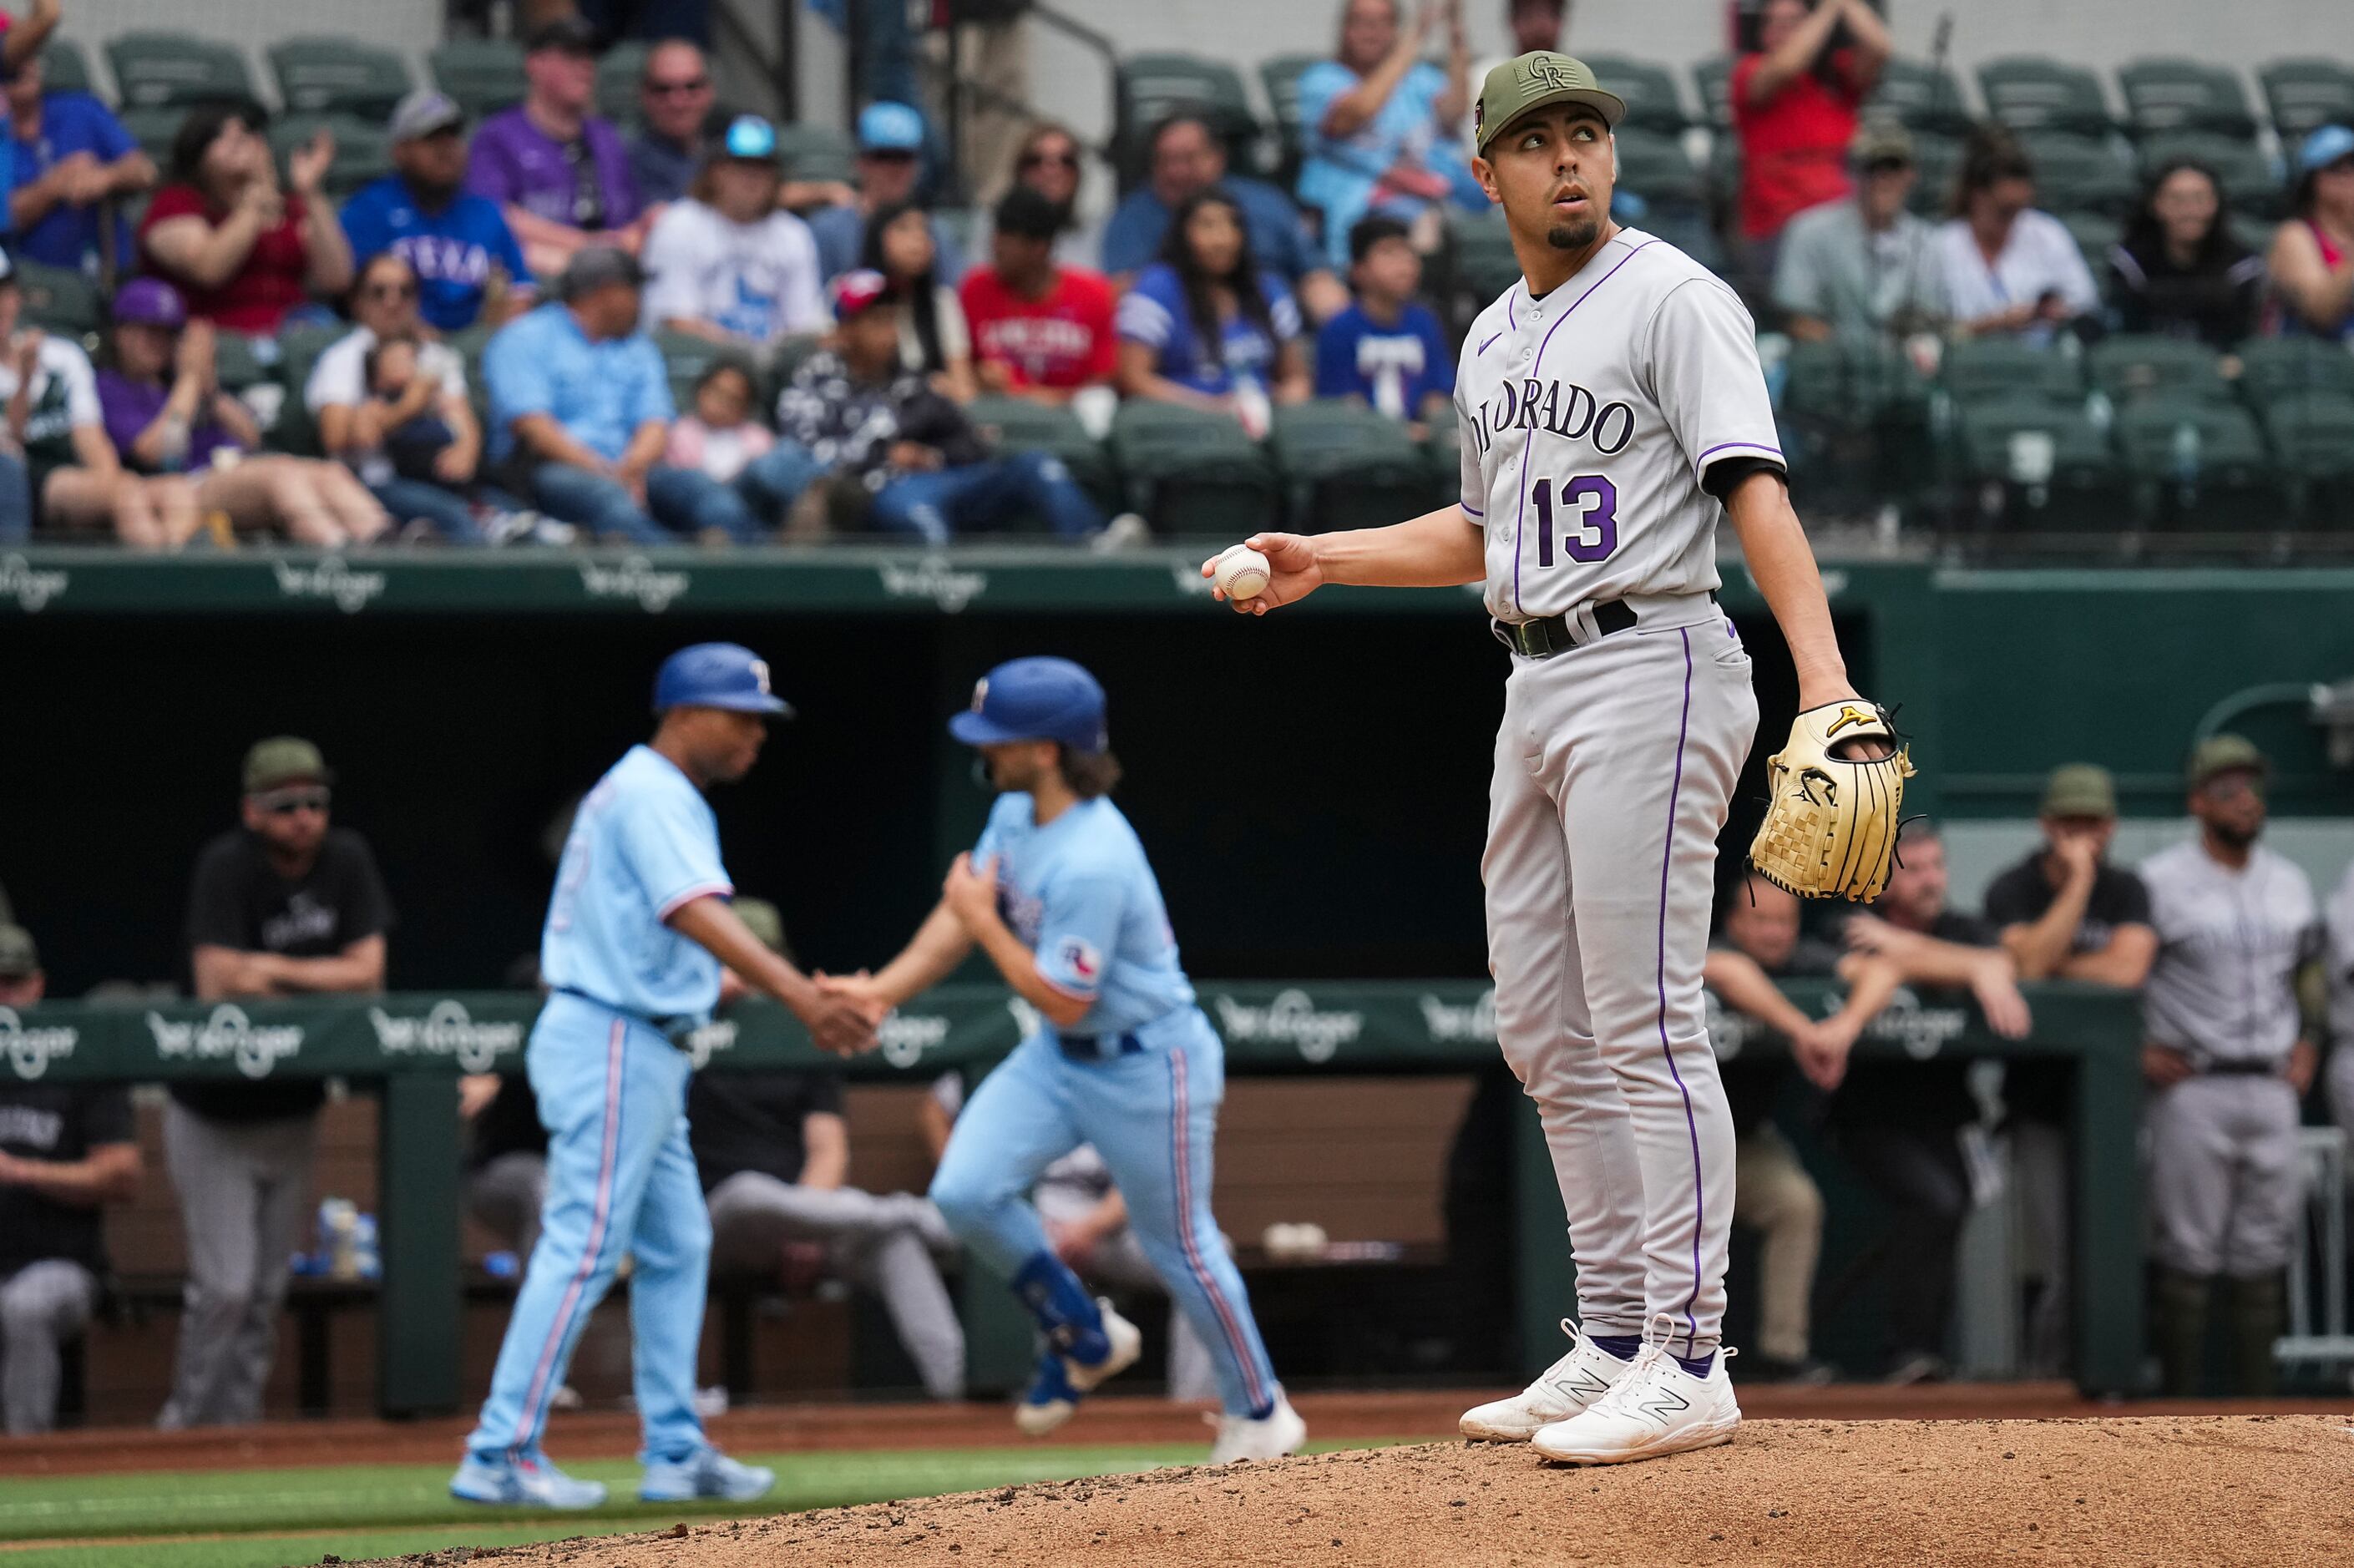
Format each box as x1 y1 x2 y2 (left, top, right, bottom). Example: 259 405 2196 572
384 1415 2354 1566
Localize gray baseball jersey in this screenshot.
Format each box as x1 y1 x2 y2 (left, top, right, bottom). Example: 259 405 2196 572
2327 862 2354 1140
2140 840 2321 1063
1453 227 1783 625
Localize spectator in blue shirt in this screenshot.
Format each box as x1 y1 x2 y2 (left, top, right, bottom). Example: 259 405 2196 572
1314 214 1451 431
1296 0 1485 272
5 45 154 274
483 247 814 544
342 91 534 333
1115 190 1309 422
1101 114 1346 324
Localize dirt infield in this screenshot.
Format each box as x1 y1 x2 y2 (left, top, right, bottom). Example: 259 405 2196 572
352 1414 2354 1568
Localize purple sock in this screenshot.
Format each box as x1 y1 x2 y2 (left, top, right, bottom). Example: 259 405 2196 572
1672 1351 1714 1378
1589 1333 1643 1361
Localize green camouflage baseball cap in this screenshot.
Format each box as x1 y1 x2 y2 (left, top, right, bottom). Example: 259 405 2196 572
2187 733 2268 790
0 923 38 979
1475 52 1626 155
242 736 333 794
2039 763 2118 819
732 897 791 960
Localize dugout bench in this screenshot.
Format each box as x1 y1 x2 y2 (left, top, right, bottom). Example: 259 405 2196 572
9 979 2144 1415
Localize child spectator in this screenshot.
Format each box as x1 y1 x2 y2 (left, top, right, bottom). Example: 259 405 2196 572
666 360 777 484
1314 214 1452 429
358 336 462 487
959 186 1117 403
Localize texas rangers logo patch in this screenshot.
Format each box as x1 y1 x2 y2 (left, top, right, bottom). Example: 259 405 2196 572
1056 936 1103 985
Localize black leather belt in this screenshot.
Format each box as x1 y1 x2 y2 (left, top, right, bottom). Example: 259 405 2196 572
554 985 701 1050
1056 1030 1145 1061
2200 1057 2285 1077
1495 591 1715 660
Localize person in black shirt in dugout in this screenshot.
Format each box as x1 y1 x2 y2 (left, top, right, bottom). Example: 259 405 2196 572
160 737 392 1428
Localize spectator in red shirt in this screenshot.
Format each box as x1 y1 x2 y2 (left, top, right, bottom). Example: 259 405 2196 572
1730 0 1890 271
960 187 1116 403
138 102 355 336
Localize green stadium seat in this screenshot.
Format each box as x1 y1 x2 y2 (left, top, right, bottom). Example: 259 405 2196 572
117 105 182 171
267 320 348 459
2109 394 2277 529
15 262 104 345
2017 132 2137 218
269 38 414 119
270 114 392 204
1940 338 2084 407
2056 209 2122 289
38 38 94 96
1612 127 1703 208
1902 131 1961 215
2257 58 2354 144
1109 400 1277 536
1582 56 1687 133
776 123 855 187
2089 335 2233 407
652 330 737 414
1259 53 1319 186
105 31 258 110
1116 54 1260 190
1952 398 2119 530
2237 337 2354 407
1692 56 1733 128
1866 57 1970 136
1266 399 1431 533
596 41 650 131
966 396 1118 518
2136 134 2286 220
1445 208 1521 312
1420 397 1458 505
212 331 268 393
1977 56 2114 137
2257 392 2354 528
2116 58 2259 141
429 38 527 119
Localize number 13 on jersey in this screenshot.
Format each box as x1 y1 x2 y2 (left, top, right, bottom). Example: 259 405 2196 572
1530 474 1617 565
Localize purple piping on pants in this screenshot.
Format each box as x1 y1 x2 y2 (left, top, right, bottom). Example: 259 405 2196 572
1656 625 1706 1357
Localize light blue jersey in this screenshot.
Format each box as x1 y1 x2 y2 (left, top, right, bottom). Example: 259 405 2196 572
542 745 734 1022
975 793 1194 1037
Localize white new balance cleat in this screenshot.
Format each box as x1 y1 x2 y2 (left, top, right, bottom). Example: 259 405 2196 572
1529 1338 1742 1466
1063 1299 1143 1393
1207 1388 1307 1464
1459 1319 1633 1442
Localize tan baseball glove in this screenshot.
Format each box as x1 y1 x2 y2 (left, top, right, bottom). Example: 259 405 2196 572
1749 701 1916 902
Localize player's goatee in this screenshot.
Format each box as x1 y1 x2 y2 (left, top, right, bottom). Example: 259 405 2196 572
1547 217 1602 251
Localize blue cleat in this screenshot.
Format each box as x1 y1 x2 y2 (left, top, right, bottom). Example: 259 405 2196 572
450 1451 609 1510
1015 1348 1081 1437
639 1445 777 1503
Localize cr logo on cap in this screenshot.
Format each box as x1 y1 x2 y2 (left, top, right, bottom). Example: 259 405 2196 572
970 678 989 713
1527 55 1576 91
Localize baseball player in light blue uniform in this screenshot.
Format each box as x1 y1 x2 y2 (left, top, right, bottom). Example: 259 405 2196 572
453 643 875 1510
835 658 1303 1462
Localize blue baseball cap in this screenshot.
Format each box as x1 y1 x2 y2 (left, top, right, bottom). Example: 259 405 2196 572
949 657 1106 754
857 100 926 154
2301 123 2354 175
653 643 793 716
721 114 780 164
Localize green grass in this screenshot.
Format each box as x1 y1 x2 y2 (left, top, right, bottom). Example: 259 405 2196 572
0 1441 1403 1568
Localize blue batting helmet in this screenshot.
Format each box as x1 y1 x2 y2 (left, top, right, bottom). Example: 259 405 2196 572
653 643 793 716
948 657 1107 754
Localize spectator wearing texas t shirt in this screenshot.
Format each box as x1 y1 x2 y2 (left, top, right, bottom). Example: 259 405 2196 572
1730 0 1891 265
465 17 645 281
341 89 534 333
959 186 1116 402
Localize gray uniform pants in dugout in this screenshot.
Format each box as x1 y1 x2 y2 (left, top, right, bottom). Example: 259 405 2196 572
2148 1072 2303 1278
1484 597 1757 1358
1 1259 98 1434
158 1101 320 1427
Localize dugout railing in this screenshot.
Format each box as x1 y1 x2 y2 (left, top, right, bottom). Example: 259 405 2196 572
2 979 2144 1415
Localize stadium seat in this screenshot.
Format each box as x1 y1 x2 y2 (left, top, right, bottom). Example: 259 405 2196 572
105 31 259 110
268 320 348 459
38 38 94 96
2258 392 2354 528
1940 338 2085 407
1612 127 1703 208
117 105 182 171
1116 53 1260 190
1691 56 1732 129
212 331 268 393
653 330 734 415
1420 397 1458 506
967 396 1118 517
429 38 528 119
1259 53 1319 187
2055 209 2123 288
1582 56 1687 133
776 123 855 187
2017 132 2137 218
1866 56 1971 136
2237 337 2354 407
1951 398 2119 531
270 114 392 204
15 262 103 345
2109 394 2278 529
1781 336 1933 512
1903 131 1961 215
1266 399 1431 533
269 38 414 119
2089 336 2234 407
1977 56 2114 137
596 41 650 131
2136 134 2286 220
1444 208 1521 313
1109 400 1277 536
2257 58 2354 144
2116 58 2259 141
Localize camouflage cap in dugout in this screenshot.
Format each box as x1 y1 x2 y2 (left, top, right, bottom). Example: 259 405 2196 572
1474 53 1627 156
2039 763 2119 819
732 897 791 960
0 923 37 979
242 736 333 794
2186 733 2268 791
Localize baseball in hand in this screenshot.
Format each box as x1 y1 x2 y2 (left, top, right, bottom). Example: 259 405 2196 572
1213 544 1272 602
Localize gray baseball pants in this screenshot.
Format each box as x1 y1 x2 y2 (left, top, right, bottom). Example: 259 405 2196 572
706 1171 966 1399
1 1259 98 1434
2149 1073 2303 1277
1484 595 1756 1358
157 1101 319 1429
468 1150 550 1261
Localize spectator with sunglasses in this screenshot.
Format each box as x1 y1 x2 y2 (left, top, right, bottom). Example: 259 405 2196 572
1772 119 1946 341
967 124 1101 272
342 90 531 334
163 737 392 1429
627 38 718 206
806 102 965 286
